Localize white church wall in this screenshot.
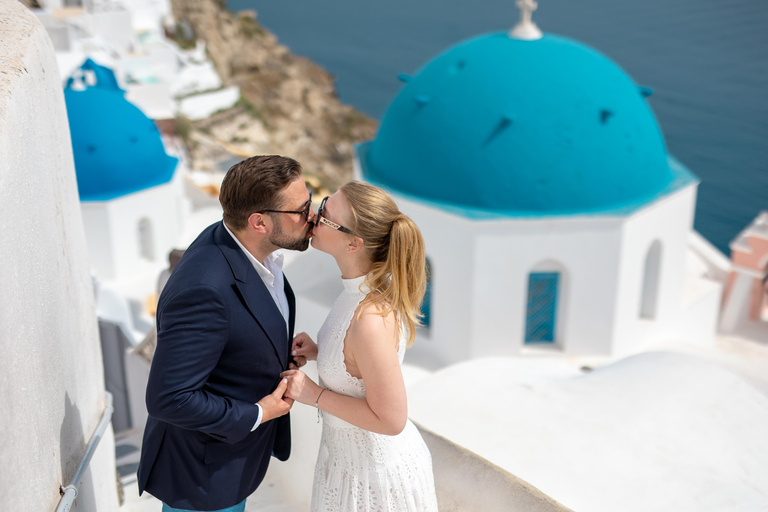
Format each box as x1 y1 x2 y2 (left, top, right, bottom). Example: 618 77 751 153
472 216 624 357
395 194 477 365
0 3 118 510
108 185 170 273
393 188 636 360
81 177 183 281
612 185 699 355
384 183 710 361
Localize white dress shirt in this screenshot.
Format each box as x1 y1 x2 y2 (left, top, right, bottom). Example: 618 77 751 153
223 222 290 431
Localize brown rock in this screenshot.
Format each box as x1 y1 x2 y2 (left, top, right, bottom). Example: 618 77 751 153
169 0 378 189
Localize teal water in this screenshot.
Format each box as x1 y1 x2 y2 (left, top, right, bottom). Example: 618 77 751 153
229 0 768 253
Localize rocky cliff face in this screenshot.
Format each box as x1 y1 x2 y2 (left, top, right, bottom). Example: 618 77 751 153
170 0 377 189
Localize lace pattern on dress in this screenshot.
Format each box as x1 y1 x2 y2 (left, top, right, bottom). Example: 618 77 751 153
311 275 437 512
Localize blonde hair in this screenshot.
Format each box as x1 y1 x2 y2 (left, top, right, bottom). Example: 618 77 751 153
340 181 426 347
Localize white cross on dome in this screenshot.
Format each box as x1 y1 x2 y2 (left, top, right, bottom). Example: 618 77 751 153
510 0 543 40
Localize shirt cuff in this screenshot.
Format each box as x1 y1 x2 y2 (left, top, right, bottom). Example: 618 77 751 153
251 403 264 431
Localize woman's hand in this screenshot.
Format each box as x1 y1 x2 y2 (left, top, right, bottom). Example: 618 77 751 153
291 332 318 366
280 369 322 406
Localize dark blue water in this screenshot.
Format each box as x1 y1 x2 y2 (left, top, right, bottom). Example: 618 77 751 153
229 0 768 253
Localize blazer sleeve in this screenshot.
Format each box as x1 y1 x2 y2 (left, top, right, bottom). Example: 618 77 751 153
145 284 260 444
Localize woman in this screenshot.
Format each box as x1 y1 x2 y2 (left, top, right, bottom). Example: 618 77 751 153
281 181 438 511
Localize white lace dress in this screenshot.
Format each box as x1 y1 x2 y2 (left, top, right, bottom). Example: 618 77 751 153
310 275 438 512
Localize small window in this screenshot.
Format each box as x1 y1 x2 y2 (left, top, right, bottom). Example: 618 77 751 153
420 258 433 330
138 218 155 262
525 272 559 343
640 240 662 319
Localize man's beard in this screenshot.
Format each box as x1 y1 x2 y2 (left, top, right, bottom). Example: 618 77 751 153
270 218 313 251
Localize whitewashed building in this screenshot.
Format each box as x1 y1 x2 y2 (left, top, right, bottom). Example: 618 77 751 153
65 58 188 284
354 8 724 365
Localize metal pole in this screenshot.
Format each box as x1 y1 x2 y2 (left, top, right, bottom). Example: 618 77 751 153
55 392 115 512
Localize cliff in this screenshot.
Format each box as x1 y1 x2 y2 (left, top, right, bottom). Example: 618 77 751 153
169 0 377 189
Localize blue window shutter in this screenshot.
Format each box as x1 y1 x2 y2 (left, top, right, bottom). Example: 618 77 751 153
421 260 432 327
525 272 559 343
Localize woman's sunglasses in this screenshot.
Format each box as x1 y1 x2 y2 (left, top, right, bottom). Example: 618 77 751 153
317 196 355 235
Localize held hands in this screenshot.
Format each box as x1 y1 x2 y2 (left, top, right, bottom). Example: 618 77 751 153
280 369 321 406
289 332 318 369
257 378 294 423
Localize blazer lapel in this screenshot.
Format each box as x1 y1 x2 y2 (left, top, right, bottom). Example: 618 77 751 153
284 277 296 341
215 223 288 368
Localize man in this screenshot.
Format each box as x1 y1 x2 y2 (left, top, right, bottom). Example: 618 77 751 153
138 155 315 511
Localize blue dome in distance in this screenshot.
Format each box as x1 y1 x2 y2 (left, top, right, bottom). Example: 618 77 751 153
65 59 178 202
361 33 695 217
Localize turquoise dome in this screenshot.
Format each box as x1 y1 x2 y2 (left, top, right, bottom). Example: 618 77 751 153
360 33 696 217
65 59 177 202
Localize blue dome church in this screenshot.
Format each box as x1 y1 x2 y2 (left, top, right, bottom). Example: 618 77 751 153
66 59 177 202
65 59 189 281
354 3 720 363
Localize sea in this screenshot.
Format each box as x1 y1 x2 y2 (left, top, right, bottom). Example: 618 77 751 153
229 0 768 254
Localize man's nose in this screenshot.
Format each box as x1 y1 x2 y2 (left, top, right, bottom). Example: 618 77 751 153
307 205 317 222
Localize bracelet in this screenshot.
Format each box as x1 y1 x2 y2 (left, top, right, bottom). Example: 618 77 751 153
314 388 326 423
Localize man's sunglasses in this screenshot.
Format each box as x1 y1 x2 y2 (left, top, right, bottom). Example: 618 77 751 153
317 196 355 235
259 192 313 219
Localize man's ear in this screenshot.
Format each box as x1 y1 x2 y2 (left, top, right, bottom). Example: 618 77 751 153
248 212 270 234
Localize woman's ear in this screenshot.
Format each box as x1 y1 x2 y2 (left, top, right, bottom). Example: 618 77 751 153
248 212 270 234
348 236 364 253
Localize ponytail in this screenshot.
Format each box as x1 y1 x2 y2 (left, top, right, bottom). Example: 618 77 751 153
340 182 426 346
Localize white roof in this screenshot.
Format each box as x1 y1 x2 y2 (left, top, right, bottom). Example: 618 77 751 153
407 352 768 511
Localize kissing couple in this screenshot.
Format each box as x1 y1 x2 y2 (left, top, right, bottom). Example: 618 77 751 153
137 155 438 512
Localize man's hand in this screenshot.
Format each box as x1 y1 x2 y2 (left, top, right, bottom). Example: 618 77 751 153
257 378 293 423
280 369 321 406
289 332 318 369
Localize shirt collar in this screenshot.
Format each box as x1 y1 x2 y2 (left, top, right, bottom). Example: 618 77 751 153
223 221 284 286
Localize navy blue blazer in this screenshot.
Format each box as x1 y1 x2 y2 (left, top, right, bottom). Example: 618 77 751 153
137 221 294 511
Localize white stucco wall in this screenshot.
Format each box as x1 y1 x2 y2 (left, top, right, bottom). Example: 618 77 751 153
472 215 624 358
395 192 629 361
394 183 717 362
394 195 480 365
81 174 187 281
0 2 119 510
612 184 701 354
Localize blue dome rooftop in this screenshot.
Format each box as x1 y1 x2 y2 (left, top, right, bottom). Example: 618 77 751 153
360 33 696 217
65 59 177 202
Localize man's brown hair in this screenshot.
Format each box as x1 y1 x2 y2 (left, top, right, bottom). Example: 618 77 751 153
219 155 302 230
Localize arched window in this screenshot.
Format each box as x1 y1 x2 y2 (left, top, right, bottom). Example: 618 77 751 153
421 258 433 330
525 263 564 344
138 218 155 262
640 240 662 319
